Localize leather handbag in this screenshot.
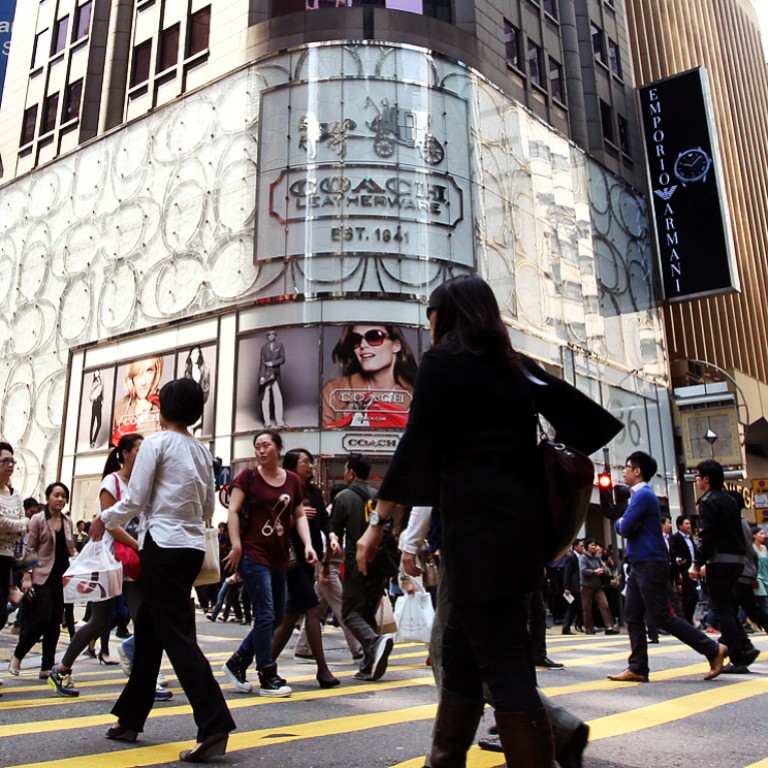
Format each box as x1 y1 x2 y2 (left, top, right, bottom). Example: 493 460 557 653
538 424 595 562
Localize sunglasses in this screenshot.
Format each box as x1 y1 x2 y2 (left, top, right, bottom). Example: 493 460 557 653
349 330 389 348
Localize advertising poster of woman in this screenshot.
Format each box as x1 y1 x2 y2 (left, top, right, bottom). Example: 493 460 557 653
77 367 116 452
321 324 419 428
178 343 216 438
111 355 171 445
234 327 321 433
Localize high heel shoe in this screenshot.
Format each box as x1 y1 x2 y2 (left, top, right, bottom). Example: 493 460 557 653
98 652 120 666
106 723 139 742
179 733 229 763
317 674 341 689
8 657 21 676
82 646 97 659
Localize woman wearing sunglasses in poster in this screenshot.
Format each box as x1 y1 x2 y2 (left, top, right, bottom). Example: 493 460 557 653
322 325 418 428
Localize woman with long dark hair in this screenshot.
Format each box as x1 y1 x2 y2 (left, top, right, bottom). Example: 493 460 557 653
356 275 622 767
9 482 75 678
322 324 417 427
46 434 148 697
271 448 340 688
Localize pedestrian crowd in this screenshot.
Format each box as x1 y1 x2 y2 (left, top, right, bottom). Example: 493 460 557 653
1 276 764 768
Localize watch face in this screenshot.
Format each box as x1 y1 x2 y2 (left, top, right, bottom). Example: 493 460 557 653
674 148 711 183
368 511 381 526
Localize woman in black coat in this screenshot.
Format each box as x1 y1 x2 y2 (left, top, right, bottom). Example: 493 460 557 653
356 275 622 768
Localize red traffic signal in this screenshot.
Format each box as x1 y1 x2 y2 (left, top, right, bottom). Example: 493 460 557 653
598 472 613 490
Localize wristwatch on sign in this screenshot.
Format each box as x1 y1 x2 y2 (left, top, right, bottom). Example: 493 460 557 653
368 511 387 526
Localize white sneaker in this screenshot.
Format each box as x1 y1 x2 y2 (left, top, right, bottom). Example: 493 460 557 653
156 673 168 687
371 635 394 681
117 643 132 677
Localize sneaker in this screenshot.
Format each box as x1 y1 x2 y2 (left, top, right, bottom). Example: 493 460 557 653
157 673 168 687
371 635 394 681
117 642 132 677
222 657 253 694
154 685 174 701
353 670 374 681
48 666 79 698
258 676 292 697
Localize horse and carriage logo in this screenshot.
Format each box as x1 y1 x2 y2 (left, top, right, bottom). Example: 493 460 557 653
298 97 445 165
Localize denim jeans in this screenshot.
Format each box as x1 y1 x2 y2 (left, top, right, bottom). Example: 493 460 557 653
237 557 286 671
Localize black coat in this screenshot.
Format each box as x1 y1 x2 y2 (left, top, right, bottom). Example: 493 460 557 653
379 345 623 605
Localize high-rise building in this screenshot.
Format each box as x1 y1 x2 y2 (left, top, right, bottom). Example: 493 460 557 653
626 0 768 513
0 1 677 526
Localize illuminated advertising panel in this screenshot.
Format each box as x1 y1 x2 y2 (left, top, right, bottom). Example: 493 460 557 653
638 67 739 301
256 78 473 292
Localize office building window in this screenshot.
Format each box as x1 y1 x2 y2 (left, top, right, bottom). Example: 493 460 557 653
131 40 152 86
32 30 49 69
504 20 522 70
542 0 557 18
187 6 210 57
608 38 622 78
527 39 543 88
280 0 450 18
74 1 92 41
21 105 38 144
63 79 83 122
159 23 180 71
41 92 59 134
618 114 630 155
549 56 564 103
591 23 605 65
600 100 615 144
53 16 69 55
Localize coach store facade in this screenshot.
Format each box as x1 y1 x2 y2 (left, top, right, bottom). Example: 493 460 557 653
0 41 679 521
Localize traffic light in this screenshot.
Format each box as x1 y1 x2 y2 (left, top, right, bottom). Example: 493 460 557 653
598 471 613 517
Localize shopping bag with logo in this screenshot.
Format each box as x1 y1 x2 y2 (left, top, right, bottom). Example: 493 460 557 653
394 586 435 644
62 540 123 603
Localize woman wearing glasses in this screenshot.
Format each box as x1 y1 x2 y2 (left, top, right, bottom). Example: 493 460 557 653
322 324 417 428
0 443 26 635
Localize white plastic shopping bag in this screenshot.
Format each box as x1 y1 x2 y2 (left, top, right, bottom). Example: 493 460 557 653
394 589 435 644
62 540 123 603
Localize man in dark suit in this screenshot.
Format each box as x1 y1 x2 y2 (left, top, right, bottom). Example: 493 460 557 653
561 540 584 634
671 515 700 623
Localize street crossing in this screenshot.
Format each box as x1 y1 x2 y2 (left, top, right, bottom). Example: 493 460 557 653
1 621 767 767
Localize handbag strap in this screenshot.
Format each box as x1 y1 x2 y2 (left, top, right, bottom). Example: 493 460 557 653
111 473 122 501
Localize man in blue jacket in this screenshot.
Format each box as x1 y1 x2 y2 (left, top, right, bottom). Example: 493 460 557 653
607 451 727 683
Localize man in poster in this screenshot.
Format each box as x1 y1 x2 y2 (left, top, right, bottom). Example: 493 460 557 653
258 331 286 428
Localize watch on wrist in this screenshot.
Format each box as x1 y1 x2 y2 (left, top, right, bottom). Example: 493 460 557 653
368 511 387 527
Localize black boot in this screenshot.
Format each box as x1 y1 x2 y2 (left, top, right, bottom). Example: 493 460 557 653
424 689 484 767
494 708 555 768
257 664 292 698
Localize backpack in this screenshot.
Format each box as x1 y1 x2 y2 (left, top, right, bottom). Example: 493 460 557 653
349 485 400 580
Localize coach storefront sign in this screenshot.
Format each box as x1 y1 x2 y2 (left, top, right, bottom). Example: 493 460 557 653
342 433 402 454
638 67 739 302
256 78 473 287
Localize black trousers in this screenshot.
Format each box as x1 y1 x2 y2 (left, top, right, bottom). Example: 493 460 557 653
706 562 748 666
0 555 12 632
733 579 768 633
112 534 235 741
442 596 541 718
624 560 719 676
562 592 583 630
679 574 699 623
341 560 388 669
14 577 65 670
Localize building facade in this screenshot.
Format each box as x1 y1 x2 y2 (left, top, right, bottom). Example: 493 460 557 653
626 0 768 516
0 1 678 525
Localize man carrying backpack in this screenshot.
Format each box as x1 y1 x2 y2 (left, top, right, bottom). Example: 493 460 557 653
330 452 397 681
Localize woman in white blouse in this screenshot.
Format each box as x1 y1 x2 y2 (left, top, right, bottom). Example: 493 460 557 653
90 378 235 762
